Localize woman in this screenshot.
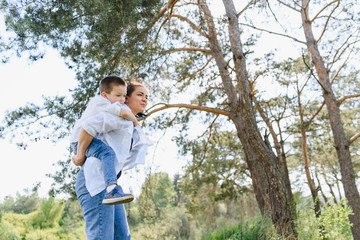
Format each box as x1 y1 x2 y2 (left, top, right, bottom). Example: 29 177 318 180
75 81 149 239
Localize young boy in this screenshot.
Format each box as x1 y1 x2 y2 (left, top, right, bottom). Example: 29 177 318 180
70 76 136 205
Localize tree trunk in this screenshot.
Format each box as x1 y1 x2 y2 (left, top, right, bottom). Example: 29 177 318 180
223 1 296 236
253 97 294 214
298 90 322 217
199 0 297 237
301 1 360 239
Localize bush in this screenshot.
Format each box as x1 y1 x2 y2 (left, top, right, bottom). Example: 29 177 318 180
202 217 274 240
31 198 64 229
317 198 353 240
1 211 36 236
25 228 61 240
0 187 40 214
0 219 21 240
296 198 353 240
132 205 201 240
60 200 83 232
22 223 86 240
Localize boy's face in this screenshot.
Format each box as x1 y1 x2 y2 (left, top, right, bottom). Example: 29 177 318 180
102 84 127 104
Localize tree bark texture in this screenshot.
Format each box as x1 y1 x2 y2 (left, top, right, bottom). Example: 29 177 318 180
253 95 294 214
199 0 297 237
301 1 360 239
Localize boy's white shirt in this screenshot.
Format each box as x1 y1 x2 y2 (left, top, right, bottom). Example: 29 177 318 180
70 95 152 196
70 95 122 143
83 117 152 196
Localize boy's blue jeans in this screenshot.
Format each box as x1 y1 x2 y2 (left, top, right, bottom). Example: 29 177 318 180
76 167 131 239
71 138 117 187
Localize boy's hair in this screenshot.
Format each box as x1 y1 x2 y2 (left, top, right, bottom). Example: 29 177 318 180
99 75 126 94
127 80 145 97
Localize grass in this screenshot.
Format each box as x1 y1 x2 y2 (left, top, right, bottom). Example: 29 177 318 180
202 217 273 240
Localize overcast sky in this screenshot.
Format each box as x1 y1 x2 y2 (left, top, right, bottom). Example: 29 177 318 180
0 45 76 199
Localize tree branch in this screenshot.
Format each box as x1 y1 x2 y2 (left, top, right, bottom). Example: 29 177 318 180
239 22 306 44
236 0 257 17
299 71 312 94
310 0 339 24
329 37 360 70
198 115 219 138
176 56 214 83
302 53 327 92
315 0 340 43
297 69 325 128
155 0 181 26
330 58 349 85
309 101 325 123
199 0 238 106
277 0 300 12
338 94 360 106
144 103 232 119
266 0 287 33
109 0 180 64
169 14 208 38
350 132 360 145
162 47 213 55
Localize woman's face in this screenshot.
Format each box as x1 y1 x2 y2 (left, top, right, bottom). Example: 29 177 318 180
126 86 148 114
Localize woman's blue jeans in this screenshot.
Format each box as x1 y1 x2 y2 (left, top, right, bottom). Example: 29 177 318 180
76 167 131 239
72 138 117 187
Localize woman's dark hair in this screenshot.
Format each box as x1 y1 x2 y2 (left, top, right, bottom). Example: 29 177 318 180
127 80 145 96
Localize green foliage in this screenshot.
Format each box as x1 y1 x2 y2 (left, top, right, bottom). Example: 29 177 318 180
31 198 64 229
1 0 162 67
24 228 67 240
129 172 199 239
47 154 79 200
0 219 21 240
60 200 83 232
296 197 353 240
130 172 260 239
132 205 198 240
178 129 251 231
0 197 85 240
0 184 40 214
202 217 274 240
295 197 321 240
1 211 36 236
146 192 354 240
317 198 353 239
136 172 177 223
24 226 85 240
0 173 353 240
